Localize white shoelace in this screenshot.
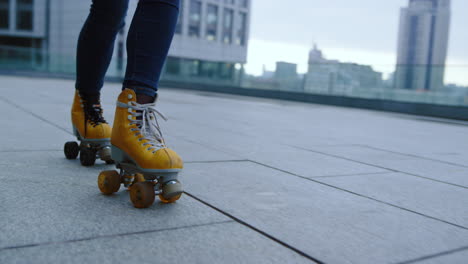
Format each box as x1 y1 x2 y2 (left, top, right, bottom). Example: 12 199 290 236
125 101 168 153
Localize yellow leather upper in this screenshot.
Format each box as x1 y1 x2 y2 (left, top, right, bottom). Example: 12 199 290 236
71 91 111 139
111 89 183 170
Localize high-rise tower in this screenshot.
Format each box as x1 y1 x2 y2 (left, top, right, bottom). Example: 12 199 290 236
394 0 451 91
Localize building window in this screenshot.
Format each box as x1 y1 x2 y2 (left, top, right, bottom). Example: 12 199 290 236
224 0 234 5
189 59 200 76
222 8 233 44
239 0 248 8
219 63 234 79
236 12 247 45
0 1 7 29
0 0 9 29
16 0 34 31
206 4 218 41
175 0 183 34
166 57 181 75
188 0 201 37
199 61 218 78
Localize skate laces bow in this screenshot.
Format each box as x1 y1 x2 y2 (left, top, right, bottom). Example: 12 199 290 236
87 104 107 126
82 102 106 127
127 101 168 153
79 93 107 126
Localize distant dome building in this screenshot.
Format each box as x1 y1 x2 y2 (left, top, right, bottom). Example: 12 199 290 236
308 44 325 64
304 44 383 94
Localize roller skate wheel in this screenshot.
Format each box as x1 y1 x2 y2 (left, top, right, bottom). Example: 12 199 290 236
130 182 155 208
80 148 96 166
159 193 182 204
126 174 145 190
134 173 146 183
64 141 79 159
159 181 183 203
99 147 112 162
98 170 121 195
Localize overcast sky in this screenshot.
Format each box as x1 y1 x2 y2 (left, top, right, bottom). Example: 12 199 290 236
246 0 468 85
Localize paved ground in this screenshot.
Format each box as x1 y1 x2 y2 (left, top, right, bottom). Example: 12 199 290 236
1 75 468 264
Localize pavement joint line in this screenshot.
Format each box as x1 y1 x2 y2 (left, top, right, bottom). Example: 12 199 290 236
393 245 468 264
171 134 246 159
292 145 468 190
392 114 468 127
283 143 365 149
184 191 323 264
185 159 249 164
172 116 252 138
0 96 72 136
0 220 234 252
247 159 468 231
0 149 62 153
310 171 395 179
0 148 245 163
356 144 468 169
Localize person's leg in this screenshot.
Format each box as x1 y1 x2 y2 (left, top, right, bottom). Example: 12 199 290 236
76 0 130 95
107 0 183 206
68 0 129 166
123 0 180 103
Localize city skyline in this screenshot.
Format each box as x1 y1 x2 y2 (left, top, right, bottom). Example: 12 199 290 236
245 0 468 86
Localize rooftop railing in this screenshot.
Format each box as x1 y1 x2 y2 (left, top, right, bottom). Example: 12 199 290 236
1 45 467 112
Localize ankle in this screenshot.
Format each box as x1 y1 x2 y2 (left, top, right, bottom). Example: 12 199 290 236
122 80 157 103
136 93 155 104
78 91 101 105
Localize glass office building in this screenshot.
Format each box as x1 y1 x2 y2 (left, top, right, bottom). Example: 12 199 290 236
0 0 251 84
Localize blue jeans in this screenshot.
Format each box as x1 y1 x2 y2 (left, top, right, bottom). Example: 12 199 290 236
75 0 180 97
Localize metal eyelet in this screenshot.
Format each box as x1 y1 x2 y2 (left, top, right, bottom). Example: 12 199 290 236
128 94 133 99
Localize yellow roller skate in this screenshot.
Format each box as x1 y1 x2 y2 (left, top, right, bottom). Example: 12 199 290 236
64 91 113 166
97 89 183 208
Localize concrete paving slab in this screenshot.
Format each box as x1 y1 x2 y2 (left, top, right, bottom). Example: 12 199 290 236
0 222 313 264
317 172 468 228
301 145 468 187
165 136 240 163
0 84 116 138
167 126 388 178
0 150 115 182
164 103 349 151
0 150 228 249
0 98 70 151
425 153 468 168
184 161 468 264
242 144 390 178
407 248 468 264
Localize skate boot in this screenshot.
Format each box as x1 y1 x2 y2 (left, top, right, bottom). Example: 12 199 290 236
63 91 113 166
97 89 183 208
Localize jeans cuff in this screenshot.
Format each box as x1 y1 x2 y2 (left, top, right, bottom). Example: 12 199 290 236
123 85 157 98
122 80 158 97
